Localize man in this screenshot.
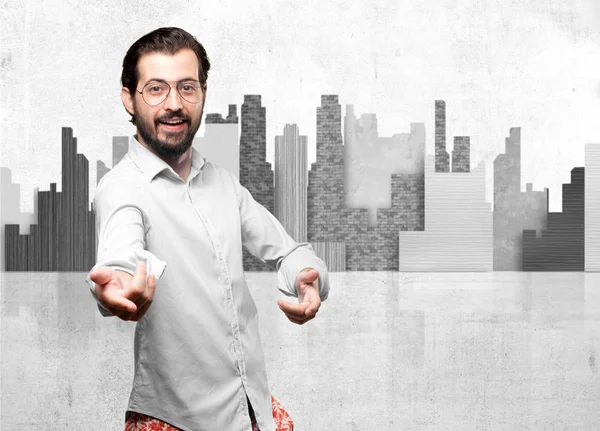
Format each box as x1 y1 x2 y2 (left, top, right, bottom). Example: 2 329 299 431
86 27 329 431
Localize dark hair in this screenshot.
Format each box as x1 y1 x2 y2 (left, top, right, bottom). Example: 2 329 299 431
121 27 211 123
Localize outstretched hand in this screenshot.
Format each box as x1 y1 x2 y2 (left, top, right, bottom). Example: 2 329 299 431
89 262 156 321
278 268 321 325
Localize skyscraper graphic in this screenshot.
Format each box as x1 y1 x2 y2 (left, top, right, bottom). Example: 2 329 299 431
435 100 450 172
112 136 129 167
398 155 493 271
0 168 37 271
452 136 470 172
585 144 600 271
344 105 425 226
493 128 547 270
523 167 584 271
98 137 129 185
97 161 110 185
307 95 424 270
4 127 96 271
194 105 240 178
274 124 308 242
239 96 274 271
307 95 354 270
205 104 238 124
373 172 425 270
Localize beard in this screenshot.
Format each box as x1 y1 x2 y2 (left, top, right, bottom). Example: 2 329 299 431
134 106 202 158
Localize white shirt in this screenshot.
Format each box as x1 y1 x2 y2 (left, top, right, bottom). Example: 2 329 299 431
85 136 329 431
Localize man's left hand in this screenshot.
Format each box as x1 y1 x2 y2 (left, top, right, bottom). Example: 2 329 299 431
278 268 321 325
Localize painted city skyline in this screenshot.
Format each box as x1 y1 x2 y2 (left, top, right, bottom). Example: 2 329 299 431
2 96 599 272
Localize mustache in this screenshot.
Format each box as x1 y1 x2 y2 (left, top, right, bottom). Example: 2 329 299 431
157 111 190 122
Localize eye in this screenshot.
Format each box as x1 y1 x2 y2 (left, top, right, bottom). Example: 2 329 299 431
146 84 165 94
180 84 196 93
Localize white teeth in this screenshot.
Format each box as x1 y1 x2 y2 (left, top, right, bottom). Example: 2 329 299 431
163 120 184 124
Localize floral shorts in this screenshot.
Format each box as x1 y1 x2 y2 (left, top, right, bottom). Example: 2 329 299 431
125 395 294 431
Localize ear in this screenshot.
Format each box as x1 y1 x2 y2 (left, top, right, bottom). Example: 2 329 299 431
201 82 208 103
121 87 135 118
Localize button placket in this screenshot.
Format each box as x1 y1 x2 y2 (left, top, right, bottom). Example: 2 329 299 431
186 183 248 392
186 186 246 375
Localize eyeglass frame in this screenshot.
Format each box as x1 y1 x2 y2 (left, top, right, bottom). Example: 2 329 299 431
135 79 207 106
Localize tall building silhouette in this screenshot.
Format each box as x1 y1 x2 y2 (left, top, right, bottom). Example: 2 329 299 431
239 96 274 271
98 136 130 185
205 104 238 124
373 172 425 270
0 168 37 271
194 105 240 178
435 100 450 172
452 136 470 172
307 95 355 270
112 136 129 167
306 95 425 270
493 128 547 270
274 124 308 242
399 155 493 271
97 161 110 185
523 167 584 271
585 144 600 271
5 127 96 271
344 105 425 226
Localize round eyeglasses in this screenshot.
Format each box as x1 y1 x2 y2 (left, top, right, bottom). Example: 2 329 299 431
136 80 205 106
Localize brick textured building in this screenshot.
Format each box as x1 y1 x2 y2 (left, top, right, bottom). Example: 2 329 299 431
435 100 450 172
307 95 424 270
239 95 274 271
452 136 470 173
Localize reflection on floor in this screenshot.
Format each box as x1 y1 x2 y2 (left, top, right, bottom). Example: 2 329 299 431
2 271 599 430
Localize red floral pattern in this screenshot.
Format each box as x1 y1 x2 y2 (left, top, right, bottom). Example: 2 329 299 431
125 395 294 431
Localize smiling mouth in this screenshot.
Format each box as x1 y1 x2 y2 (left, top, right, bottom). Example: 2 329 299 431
158 118 188 133
159 119 186 125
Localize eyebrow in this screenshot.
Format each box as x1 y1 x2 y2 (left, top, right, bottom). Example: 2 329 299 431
143 77 200 84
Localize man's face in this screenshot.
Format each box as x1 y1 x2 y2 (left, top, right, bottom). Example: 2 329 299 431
122 48 206 158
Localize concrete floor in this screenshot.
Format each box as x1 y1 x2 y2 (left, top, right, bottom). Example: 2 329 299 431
1 271 600 430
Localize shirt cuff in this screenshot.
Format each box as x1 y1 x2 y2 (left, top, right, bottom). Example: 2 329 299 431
276 243 330 301
85 249 167 317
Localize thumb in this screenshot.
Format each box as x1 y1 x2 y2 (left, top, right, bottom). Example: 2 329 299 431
89 266 114 286
299 269 319 284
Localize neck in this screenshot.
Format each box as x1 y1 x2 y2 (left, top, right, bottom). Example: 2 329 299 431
136 134 193 182
161 150 193 183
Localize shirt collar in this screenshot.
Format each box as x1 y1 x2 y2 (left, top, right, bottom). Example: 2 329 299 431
128 135 205 183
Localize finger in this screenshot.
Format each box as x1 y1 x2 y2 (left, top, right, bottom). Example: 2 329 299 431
298 269 319 285
134 296 153 319
305 298 321 317
104 291 138 314
285 313 315 325
278 299 310 318
135 273 156 309
115 309 136 321
125 262 147 300
89 266 114 286
147 273 156 299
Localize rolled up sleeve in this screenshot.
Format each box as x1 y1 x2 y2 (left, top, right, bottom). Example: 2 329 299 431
276 243 330 301
234 175 330 301
86 178 166 317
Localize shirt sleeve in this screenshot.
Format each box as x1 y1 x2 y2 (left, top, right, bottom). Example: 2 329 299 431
233 176 330 301
85 177 167 317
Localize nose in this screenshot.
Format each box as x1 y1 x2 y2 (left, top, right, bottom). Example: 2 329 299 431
163 85 183 111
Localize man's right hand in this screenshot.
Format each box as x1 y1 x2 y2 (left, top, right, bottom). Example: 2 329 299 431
89 262 157 321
